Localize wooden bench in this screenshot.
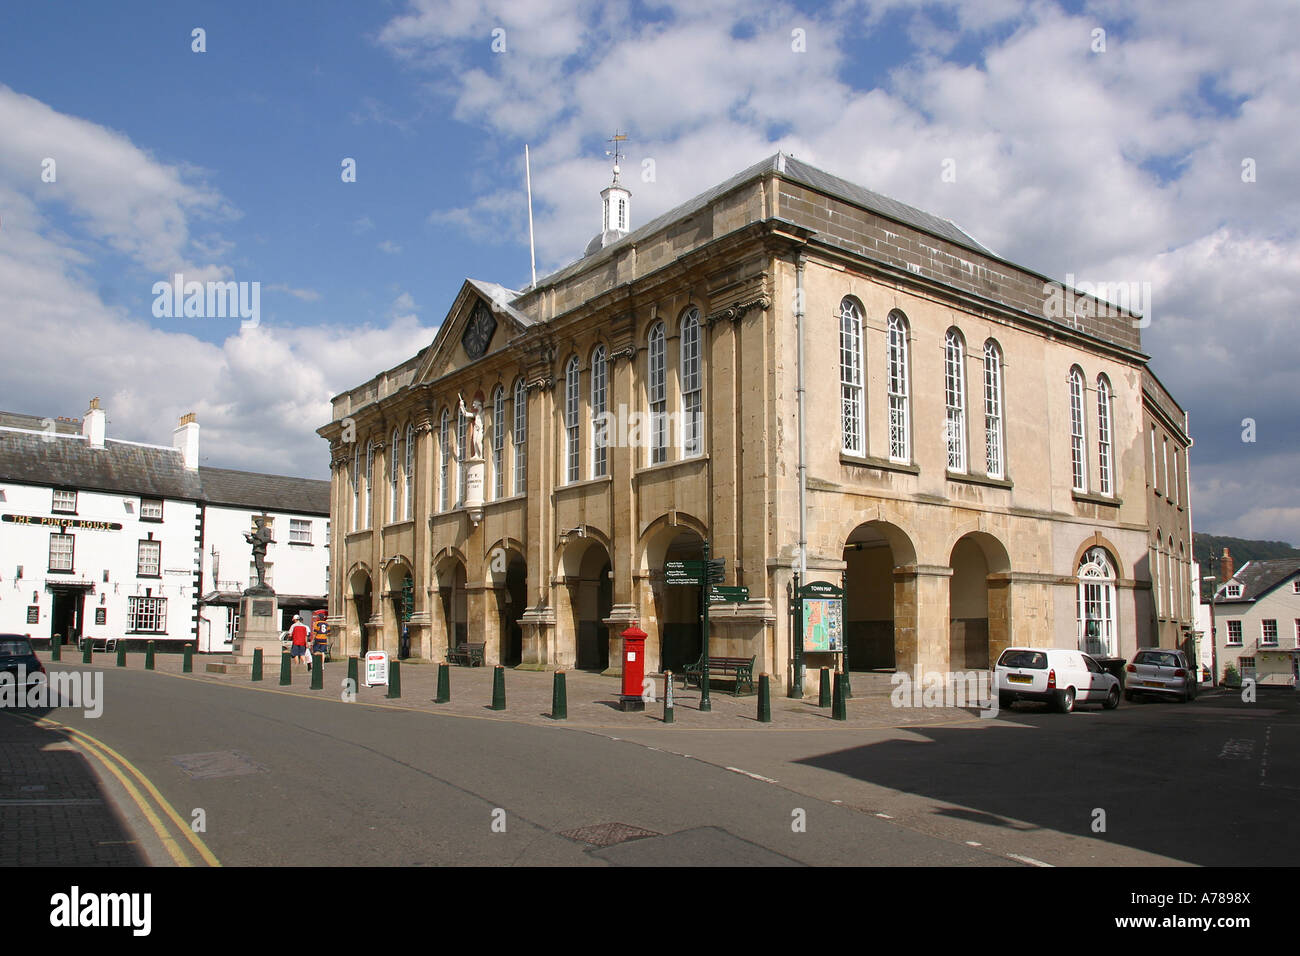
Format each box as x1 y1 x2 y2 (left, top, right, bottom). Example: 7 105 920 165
80 636 118 653
448 642 486 667
682 654 756 696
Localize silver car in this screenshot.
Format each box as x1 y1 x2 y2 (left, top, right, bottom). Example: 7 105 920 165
1124 648 1196 702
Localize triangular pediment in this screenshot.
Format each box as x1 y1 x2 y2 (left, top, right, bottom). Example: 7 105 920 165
415 279 535 385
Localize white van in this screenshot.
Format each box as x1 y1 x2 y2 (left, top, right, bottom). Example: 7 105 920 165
995 647 1121 713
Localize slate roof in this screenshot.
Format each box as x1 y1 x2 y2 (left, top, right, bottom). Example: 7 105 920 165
0 411 83 436
199 467 330 515
0 428 203 500
465 279 535 328
0 425 329 515
537 152 992 289
1215 559 1300 604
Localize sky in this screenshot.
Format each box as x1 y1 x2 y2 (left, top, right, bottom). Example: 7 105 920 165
0 0 1296 543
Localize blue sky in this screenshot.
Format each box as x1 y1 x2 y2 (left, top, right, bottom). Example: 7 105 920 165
1 0 1298 544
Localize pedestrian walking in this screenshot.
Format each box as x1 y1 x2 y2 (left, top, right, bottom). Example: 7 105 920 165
289 614 311 671
311 610 328 667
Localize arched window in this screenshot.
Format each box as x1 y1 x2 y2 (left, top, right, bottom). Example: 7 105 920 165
944 328 966 472
456 405 467 503
565 355 581 483
492 386 505 500
350 442 360 532
364 440 374 528
647 322 667 465
404 423 414 520
513 378 527 495
887 312 910 462
840 298 864 455
390 427 401 522
1178 542 1186 620
681 309 702 457
590 346 608 477
1078 546 1116 657
439 409 451 512
1069 367 1087 492
1153 531 1163 618
983 340 1004 479
1097 376 1113 496
1167 536 1176 621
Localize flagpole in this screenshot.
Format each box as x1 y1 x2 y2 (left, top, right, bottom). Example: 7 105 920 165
525 144 537 287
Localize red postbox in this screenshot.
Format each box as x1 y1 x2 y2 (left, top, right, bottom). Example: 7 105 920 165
620 623 648 711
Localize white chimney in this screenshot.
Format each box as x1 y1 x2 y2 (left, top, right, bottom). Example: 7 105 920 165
83 397 105 448
173 412 199 470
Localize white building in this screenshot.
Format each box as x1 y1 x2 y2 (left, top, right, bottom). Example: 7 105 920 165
0 400 329 652
1212 558 1300 686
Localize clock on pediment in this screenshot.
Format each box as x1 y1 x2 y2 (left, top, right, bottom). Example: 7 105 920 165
461 301 497 360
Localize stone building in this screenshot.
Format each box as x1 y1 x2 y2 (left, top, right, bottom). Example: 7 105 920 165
1141 368 1195 654
319 153 1190 692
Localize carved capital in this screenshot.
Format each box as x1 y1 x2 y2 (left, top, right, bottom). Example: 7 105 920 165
705 294 771 326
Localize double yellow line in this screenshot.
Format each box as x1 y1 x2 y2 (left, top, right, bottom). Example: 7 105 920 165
21 714 220 867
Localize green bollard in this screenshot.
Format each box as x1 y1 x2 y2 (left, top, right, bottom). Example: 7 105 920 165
435 662 450 703
279 650 291 686
758 673 772 723
311 652 324 690
82 639 92 664
663 671 675 724
841 668 853 700
832 671 847 721
182 643 193 673
347 656 358 692
116 643 126 668
819 667 832 708
145 641 156 671
490 665 506 711
52 634 62 662
252 647 263 681
386 660 401 699
551 670 567 720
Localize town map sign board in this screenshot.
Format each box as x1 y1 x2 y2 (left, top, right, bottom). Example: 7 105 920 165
799 580 844 653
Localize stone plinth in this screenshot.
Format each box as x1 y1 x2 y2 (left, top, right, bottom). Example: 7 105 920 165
206 590 282 675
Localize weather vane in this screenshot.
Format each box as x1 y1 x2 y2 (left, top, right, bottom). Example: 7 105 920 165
605 130 628 173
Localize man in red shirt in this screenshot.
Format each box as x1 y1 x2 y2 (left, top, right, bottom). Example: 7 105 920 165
289 615 310 670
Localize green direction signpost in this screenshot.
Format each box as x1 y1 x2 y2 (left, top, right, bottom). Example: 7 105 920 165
665 560 705 585
708 586 749 604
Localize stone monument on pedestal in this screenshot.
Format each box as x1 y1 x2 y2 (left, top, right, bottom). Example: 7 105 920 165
460 392 486 526
207 513 282 675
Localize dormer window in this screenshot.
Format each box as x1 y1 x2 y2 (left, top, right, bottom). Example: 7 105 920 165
1224 583 1242 598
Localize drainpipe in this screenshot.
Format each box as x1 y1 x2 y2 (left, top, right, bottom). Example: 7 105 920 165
794 250 807 696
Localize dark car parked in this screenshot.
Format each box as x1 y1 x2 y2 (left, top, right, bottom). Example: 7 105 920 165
1 634 47 690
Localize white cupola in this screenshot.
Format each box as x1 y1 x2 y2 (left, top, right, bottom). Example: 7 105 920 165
584 133 632 257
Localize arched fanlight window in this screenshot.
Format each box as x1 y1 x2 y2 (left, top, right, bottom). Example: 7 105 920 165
680 309 702 457
1077 546 1116 657
840 298 864 455
492 387 505 500
512 378 527 495
647 322 667 465
983 340 1004 479
439 409 451 512
1069 367 1087 492
590 345 608 477
944 328 966 472
1096 376 1113 496
565 355 581 483
404 423 414 520
390 427 401 521
887 312 910 462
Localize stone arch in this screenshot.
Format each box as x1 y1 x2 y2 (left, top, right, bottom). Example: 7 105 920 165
947 531 1011 670
842 519 919 673
636 511 710 575
558 536 613 671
